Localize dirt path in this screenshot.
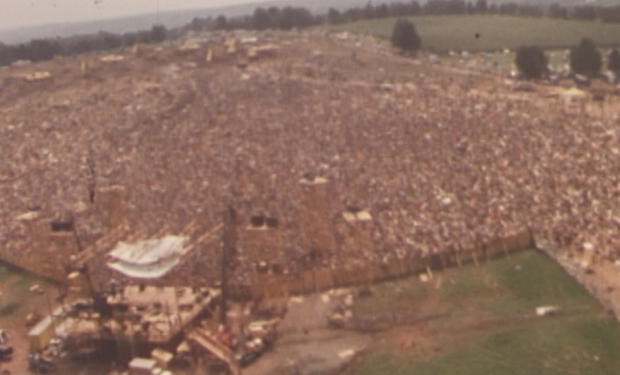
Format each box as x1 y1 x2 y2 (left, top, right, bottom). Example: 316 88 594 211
245 294 372 375
537 243 620 320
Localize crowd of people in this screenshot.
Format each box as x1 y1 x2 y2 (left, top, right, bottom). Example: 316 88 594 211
0 32 617 288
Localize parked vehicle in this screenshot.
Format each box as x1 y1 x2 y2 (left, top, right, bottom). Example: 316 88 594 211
0 345 13 362
28 353 55 373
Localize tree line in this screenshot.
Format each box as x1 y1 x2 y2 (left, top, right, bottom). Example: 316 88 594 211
0 25 167 66
2 1 620 67
514 40 620 80
323 1 620 25
390 18 620 80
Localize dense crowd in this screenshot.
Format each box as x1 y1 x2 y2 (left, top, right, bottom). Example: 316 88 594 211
0 33 617 287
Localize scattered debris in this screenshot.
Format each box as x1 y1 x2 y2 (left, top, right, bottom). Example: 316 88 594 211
29 284 44 294
151 348 174 369
574 74 590 86
100 54 125 62
513 82 534 92
128 357 157 375
177 43 201 53
26 312 42 327
536 306 561 317
11 59 31 67
328 312 347 329
338 348 357 359
321 294 330 304
23 71 51 81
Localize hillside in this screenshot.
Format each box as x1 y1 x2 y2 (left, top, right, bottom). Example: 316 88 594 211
492 0 620 4
0 30 618 284
326 15 620 52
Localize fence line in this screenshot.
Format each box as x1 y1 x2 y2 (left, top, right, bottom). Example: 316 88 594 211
242 229 534 299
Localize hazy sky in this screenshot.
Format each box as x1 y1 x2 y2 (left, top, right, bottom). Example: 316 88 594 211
0 0 269 30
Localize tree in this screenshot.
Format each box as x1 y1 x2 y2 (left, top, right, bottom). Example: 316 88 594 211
570 38 602 76
190 17 209 31
518 4 543 17
376 4 390 18
424 0 466 14
26 39 62 62
149 25 167 43
609 49 620 73
122 32 137 47
327 8 343 24
253 7 272 30
410 1 421 15
466 2 475 14
475 0 488 13
0 43 16 66
573 6 596 20
391 19 422 53
99 32 122 50
548 3 567 19
599 5 620 23
281 7 317 29
67 37 92 54
515 46 548 79
363 2 376 19
499 2 518 15
215 15 228 30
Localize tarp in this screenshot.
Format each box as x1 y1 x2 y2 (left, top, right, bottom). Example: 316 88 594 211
107 235 188 279
109 235 188 265
107 256 180 279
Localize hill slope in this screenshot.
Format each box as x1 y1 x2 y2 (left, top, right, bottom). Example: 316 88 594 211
0 31 618 280
326 15 620 52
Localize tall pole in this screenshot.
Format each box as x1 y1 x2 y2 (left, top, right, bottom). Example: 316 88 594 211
220 206 237 326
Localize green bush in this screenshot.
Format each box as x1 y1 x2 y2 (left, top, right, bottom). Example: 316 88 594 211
391 19 422 53
608 49 620 73
515 46 548 79
570 38 602 76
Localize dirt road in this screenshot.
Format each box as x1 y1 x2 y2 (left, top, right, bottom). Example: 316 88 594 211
246 293 371 375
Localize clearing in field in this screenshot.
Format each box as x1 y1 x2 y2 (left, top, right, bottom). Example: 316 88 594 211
344 250 620 375
0 263 56 374
325 15 620 52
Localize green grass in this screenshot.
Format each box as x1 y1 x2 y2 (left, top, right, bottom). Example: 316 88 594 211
352 277 429 317
326 15 620 52
0 261 52 317
0 264 12 282
352 317 620 375
489 252 592 304
346 250 618 375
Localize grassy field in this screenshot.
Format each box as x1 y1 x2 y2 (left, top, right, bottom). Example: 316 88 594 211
0 262 60 373
325 15 620 52
345 250 620 375
0 262 52 316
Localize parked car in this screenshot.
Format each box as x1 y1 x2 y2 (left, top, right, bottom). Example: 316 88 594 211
28 353 55 373
0 345 13 362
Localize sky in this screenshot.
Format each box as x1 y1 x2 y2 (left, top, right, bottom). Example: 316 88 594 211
0 0 270 30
